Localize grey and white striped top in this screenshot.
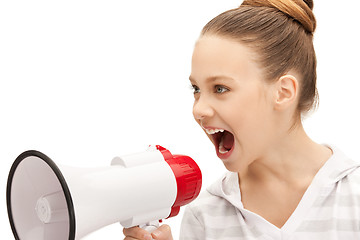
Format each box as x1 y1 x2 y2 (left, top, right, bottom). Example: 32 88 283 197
180 146 360 240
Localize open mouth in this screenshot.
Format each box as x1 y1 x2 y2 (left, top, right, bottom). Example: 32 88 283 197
205 128 235 157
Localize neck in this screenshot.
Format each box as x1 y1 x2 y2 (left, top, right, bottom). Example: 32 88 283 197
240 123 332 186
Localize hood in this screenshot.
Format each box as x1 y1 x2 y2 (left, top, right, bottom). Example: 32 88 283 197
207 171 244 210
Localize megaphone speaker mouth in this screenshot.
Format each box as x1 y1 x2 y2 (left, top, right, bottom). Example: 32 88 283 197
7 150 76 240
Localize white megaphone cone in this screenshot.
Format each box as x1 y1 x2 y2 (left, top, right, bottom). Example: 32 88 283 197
7 145 202 240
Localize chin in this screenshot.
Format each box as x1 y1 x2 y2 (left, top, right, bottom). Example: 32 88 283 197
218 147 243 173
222 161 242 173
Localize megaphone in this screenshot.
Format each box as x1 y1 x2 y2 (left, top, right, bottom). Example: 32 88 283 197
6 145 202 240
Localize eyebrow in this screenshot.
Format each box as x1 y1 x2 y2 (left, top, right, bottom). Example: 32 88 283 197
189 75 235 83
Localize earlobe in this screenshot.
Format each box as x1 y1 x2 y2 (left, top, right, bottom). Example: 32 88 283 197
274 74 298 110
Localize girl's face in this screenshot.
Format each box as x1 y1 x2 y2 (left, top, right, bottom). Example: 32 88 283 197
190 35 278 172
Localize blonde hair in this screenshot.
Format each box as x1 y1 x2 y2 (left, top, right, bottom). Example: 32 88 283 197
201 0 318 114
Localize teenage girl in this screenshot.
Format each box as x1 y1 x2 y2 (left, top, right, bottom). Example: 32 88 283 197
124 0 360 239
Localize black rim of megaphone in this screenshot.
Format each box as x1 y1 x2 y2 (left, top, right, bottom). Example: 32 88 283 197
6 150 76 240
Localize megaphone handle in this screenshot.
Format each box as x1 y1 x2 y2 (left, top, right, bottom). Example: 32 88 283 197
140 220 160 234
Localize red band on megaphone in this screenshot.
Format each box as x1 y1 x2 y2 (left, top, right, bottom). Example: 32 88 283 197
155 145 202 218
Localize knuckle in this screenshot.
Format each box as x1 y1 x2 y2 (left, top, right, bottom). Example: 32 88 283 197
161 224 172 233
123 226 142 238
152 224 173 240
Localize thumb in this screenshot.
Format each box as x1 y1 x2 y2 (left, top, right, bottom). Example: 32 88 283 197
151 224 173 240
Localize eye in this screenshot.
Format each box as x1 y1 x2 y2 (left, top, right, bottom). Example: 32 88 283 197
190 84 200 94
215 85 229 94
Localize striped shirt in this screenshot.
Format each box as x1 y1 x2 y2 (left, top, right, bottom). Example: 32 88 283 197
180 146 360 239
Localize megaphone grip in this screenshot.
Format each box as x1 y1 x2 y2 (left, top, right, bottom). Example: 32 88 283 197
140 220 160 233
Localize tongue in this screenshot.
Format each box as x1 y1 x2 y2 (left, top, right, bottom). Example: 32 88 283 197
222 131 234 150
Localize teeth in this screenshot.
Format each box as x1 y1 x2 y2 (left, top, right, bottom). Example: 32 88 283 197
205 128 225 135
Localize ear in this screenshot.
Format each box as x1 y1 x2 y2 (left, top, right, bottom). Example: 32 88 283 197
274 74 298 111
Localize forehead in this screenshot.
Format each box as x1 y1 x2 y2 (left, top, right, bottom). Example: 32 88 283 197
190 35 262 83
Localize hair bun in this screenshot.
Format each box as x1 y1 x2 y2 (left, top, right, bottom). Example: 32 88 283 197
242 0 316 34
303 0 314 10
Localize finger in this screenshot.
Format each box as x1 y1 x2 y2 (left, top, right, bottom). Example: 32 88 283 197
124 237 150 240
124 237 139 240
123 226 152 240
151 224 173 240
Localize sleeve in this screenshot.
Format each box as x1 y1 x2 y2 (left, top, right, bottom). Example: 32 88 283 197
179 205 205 240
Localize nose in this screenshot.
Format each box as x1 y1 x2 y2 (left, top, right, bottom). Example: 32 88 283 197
193 96 214 121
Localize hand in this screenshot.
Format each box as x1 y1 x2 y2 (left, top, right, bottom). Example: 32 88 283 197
123 224 173 240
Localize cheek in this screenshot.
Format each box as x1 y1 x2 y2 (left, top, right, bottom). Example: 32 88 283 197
229 92 272 142
229 91 264 122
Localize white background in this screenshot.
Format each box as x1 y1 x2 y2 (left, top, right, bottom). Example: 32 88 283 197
0 0 359 239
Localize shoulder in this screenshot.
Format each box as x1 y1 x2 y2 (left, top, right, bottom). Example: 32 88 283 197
331 145 360 184
321 146 360 213
325 145 360 193
344 166 360 193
